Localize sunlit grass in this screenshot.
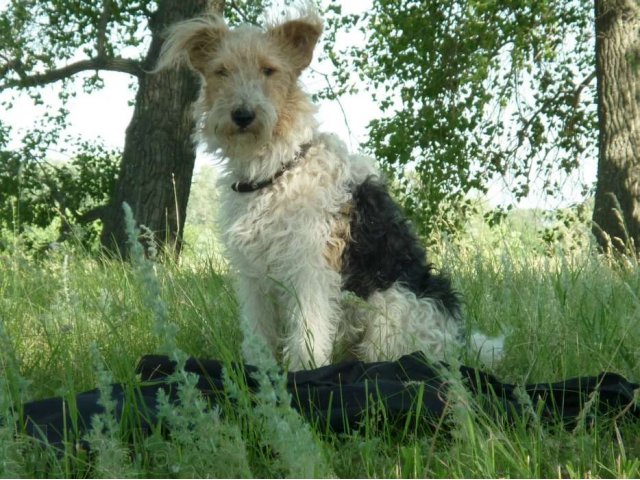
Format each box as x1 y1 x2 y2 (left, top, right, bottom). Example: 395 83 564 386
0 214 639 477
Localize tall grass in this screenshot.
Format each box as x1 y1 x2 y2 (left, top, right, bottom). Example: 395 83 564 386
0 210 639 477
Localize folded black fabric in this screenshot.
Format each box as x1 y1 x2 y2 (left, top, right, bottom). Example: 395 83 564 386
20 352 640 447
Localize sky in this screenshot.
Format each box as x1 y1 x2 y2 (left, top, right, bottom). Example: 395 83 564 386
1 0 595 211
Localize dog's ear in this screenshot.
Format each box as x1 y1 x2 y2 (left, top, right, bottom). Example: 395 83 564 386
155 15 228 74
268 17 322 73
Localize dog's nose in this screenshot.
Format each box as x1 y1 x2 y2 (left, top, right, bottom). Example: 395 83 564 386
231 107 256 128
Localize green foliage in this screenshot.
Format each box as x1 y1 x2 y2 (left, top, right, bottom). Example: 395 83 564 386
539 200 593 255
1 216 640 477
459 199 595 259
150 379 252 478
84 345 134 478
0 142 119 251
329 0 595 237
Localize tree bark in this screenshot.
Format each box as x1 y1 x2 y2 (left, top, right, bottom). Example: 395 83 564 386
592 0 640 254
100 0 211 257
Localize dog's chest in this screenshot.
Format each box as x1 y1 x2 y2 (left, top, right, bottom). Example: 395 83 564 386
220 182 342 274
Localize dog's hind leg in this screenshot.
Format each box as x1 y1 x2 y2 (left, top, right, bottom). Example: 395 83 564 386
355 283 462 363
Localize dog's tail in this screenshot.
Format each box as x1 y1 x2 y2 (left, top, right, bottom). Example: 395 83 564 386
468 332 505 367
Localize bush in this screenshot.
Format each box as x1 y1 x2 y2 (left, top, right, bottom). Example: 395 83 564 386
0 141 119 252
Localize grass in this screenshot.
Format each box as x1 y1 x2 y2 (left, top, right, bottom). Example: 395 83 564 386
0 214 639 478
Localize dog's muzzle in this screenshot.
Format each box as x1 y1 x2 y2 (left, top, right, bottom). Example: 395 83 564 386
231 106 256 129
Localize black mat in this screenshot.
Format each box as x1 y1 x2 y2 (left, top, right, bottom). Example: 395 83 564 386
19 352 640 447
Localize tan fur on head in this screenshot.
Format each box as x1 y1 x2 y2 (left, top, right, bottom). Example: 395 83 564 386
155 8 322 77
154 15 229 74
154 5 324 176
267 17 323 73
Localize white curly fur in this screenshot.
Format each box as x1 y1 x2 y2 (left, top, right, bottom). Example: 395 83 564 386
157 7 502 370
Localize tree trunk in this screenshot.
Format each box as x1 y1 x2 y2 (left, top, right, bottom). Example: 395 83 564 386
592 0 640 254
100 0 210 257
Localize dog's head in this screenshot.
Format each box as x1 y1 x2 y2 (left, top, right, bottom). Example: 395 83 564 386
156 8 322 161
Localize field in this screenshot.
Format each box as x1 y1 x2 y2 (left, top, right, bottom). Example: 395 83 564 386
0 206 639 478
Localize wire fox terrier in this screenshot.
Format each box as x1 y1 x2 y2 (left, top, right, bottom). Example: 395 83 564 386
156 8 503 370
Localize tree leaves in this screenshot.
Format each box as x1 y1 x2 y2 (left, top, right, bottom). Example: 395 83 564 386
0 140 119 249
0 0 599 245
329 0 596 238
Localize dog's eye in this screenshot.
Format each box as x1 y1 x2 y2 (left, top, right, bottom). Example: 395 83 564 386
215 68 228 77
262 67 276 76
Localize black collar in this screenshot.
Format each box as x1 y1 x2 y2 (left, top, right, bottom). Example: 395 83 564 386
231 142 312 193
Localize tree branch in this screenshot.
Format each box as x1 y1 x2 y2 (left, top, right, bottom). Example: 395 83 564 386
228 0 257 25
310 66 355 150
572 70 596 107
96 0 113 58
0 56 143 91
0 56 19 80
77 204 110 224
511 70 596 152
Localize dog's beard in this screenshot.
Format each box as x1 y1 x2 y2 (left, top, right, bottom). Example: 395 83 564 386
203 104 278 161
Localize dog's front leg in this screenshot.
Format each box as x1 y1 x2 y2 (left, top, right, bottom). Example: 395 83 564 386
279 270 341 370
236 275 282 363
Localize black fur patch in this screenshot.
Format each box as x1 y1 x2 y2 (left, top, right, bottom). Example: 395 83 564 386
341 177 460 318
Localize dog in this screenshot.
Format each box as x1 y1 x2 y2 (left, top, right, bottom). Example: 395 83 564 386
156 7 502 370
